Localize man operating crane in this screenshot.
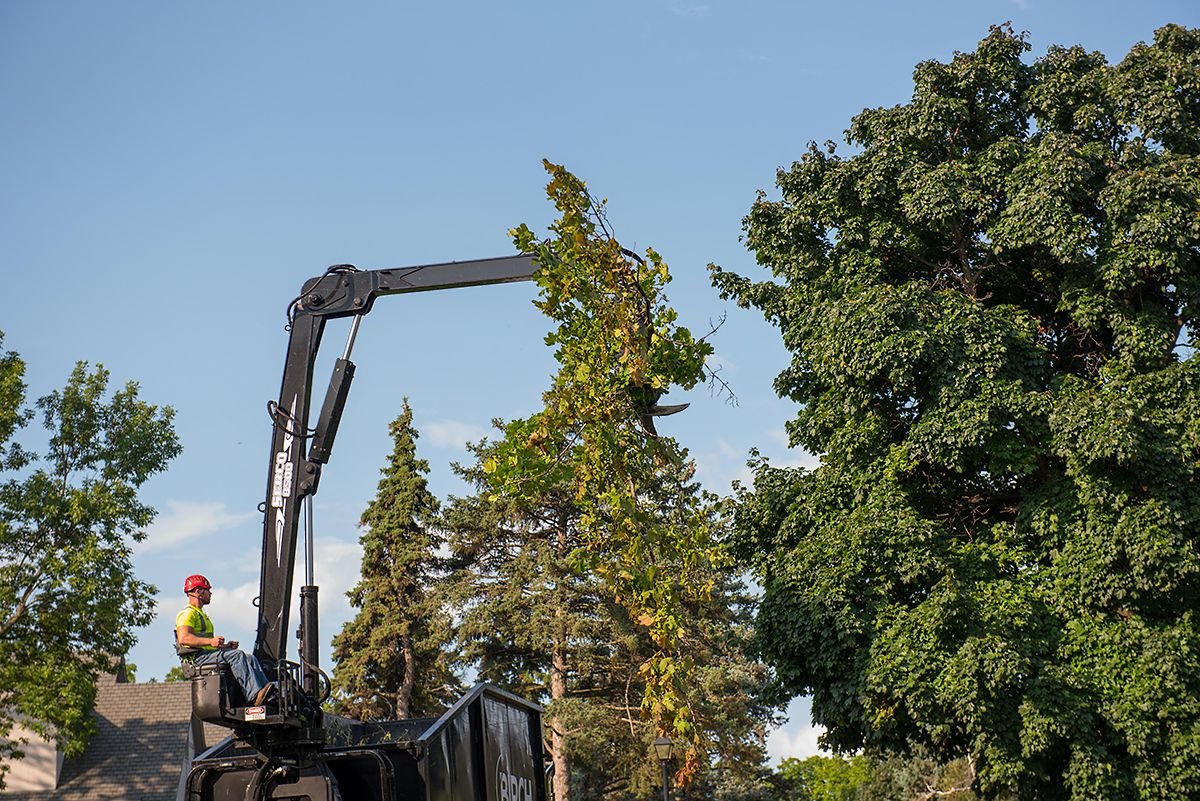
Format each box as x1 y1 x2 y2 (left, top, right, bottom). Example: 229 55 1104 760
175 574 275 707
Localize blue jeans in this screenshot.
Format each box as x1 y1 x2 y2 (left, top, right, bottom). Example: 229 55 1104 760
192 649 269 704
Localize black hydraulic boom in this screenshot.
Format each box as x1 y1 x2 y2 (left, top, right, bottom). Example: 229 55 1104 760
254 254 536 682
182 254 549 801
186 247 680 799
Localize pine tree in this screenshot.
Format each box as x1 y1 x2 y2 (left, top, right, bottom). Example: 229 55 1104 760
444 436 782 801
330 400 462 720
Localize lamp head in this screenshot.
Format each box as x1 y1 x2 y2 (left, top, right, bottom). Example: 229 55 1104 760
653 735 674 763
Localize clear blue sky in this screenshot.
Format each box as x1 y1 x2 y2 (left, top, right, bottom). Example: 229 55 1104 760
2 0 1194 763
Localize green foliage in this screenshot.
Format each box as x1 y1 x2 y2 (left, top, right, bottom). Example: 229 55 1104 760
854 751 979 801
164 664 187 683
0 334 180 788
764 751 978 801
774 755 870 801
489 162 719 769
713 24 1200 800
445 434 782 800
330 401 462 720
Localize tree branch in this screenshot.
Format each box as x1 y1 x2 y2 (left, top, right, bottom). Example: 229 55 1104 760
0 564 46 639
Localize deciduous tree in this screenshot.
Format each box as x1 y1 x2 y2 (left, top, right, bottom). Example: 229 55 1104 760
489 162 719 771
0 336 180 787
772 755 870 801
713 24 1200 800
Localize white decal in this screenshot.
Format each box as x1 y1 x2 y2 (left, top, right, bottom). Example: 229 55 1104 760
271 455 284 507
274 510 285 567
497 752 534 801
271 397 298 568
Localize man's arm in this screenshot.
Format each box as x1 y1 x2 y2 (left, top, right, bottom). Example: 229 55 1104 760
176 623 230 649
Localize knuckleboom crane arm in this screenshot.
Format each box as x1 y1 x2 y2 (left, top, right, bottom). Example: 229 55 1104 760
253 254 536 673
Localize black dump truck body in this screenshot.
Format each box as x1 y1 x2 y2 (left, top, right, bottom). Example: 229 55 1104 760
185 683 546 801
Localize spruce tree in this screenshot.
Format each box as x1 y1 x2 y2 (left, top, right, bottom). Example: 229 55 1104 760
444 436 782 801
330 400 461 720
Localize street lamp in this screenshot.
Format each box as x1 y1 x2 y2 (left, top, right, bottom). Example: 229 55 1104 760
653 736 674 801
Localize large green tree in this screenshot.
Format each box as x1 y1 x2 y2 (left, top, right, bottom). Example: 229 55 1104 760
0 336 180 788
490 162 719 771
330 401 462 720
445 436 780 801
713 24 1200 800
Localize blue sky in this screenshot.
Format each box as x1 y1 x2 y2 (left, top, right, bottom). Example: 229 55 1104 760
2 0 1194 764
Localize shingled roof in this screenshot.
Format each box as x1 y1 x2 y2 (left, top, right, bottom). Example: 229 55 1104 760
2 672 227 801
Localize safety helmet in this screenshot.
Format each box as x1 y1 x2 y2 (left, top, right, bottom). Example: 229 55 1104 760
183 574 212 593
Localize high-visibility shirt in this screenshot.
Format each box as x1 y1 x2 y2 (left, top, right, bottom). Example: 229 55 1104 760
176 606 217 651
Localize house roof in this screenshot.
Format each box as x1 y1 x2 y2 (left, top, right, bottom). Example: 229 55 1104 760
2 672 227 801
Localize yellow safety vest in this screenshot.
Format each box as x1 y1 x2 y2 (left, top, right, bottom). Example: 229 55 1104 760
175 606 217 651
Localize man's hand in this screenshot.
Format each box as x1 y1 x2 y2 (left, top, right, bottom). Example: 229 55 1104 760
212 635 226 648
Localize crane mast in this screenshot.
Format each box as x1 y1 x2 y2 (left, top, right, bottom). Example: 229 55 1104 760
253 254 537 687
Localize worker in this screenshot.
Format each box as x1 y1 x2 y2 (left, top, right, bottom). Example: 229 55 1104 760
175 574 275 707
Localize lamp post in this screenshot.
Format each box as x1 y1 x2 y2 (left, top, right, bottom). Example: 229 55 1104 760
653 736 674 801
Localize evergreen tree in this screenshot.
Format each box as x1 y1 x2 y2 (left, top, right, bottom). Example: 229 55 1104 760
330 400 461 720
444 436 782 801
712 24 1200 800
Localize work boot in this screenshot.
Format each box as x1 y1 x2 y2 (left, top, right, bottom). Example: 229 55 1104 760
253 683 275 707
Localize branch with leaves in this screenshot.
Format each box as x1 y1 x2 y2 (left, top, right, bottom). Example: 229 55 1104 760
485 161 720 776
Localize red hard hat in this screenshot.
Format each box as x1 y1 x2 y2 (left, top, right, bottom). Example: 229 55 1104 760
184 574 212 593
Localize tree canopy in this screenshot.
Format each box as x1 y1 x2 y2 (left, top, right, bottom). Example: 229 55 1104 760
0 335 180 788
712 24 1200 800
